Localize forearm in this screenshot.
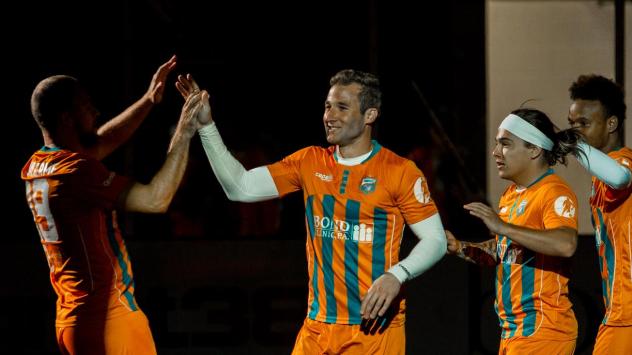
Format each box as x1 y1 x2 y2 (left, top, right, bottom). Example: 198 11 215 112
457 239 498 266
92 96 154 160
387 214 447 283
576 142 631 189
198 123 279 202
498 224 577 257
124 123 191 213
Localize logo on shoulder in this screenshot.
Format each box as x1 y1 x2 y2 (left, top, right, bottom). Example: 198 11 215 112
516 200 528 216
413 177 431 203
103 172 116 187
554 196 575 218
315 172 333 182
621 159 630 167
360 177 377 194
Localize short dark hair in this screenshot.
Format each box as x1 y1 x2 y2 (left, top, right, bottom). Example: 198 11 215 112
511 108 583 166
329 69 381 114
569 74 626 130
31 75 82 133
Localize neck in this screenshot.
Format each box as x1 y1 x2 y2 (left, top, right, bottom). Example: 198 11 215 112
338 133 373 159
601 134 623 154
513 164 550 189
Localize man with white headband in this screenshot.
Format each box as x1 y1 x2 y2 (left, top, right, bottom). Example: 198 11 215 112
176 70 447 354
568 75 632 354
446 108 583 354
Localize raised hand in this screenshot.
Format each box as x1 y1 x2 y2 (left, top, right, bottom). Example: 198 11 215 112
176 74 213 126
170 91 203 148
464 202 505 235
145 55 177 104
360 273 401 320
445 230 461 255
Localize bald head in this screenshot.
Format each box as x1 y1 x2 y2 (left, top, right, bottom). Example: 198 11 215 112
31 75 82 133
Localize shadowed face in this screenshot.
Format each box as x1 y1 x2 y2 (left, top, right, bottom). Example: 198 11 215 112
70 90 100 147
568 99 610 149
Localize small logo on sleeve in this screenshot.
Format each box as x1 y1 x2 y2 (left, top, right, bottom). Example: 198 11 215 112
554 196 575 218
413 177 431 203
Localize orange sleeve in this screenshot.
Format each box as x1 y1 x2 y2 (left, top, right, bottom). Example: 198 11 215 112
267 147 311 197
395 160 438 225
541 183 578 230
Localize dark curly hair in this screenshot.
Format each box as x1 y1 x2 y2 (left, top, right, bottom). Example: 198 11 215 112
569 74 626 131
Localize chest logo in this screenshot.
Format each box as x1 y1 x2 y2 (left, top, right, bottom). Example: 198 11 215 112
360 177 377 194
554 196 575 218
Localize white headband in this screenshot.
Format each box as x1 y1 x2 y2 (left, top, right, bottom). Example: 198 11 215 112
499 114 554 151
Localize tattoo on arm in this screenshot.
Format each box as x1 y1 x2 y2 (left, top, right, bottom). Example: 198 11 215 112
458 239 498 266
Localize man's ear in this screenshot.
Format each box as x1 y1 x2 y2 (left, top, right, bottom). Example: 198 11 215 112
607 115 619 134
364 108 378 124
530 145 544 160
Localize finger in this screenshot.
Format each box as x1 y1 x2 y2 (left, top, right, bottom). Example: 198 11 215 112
360 290 376 318
157 55 177 74
175 82 189 98
369 296 386 319
377 295 394 317
187 73 200 91
178 74 196 94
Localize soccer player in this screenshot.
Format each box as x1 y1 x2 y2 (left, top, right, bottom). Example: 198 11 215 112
176 70 447 354
446 108 583 354
567 74 631 354
21 57 204 355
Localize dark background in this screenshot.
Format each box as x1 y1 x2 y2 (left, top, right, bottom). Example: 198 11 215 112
5 1 604 354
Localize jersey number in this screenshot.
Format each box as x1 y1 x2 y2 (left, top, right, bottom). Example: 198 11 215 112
26 179 59 242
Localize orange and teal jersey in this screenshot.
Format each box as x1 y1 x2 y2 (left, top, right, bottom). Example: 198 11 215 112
495 170 578 340
589 147 632 326
267 141 438 325
21 147 139 327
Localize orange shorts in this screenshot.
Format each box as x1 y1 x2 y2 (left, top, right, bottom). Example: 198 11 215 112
499 335 575 355
291 317 405 355
56 310 156 355
592 324 632 355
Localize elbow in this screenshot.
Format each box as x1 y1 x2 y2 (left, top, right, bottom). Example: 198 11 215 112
559 238 578 258
144 198 170 213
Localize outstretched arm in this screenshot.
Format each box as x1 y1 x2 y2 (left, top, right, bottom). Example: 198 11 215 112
576 142 631 189
176 74 280 202
360 213 447 320
447 230 498 266
464 202 577 257
123 91 201 213
87 55 177 160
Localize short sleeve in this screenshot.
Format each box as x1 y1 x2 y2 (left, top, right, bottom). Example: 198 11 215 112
395 160 438 225
267 147 311 197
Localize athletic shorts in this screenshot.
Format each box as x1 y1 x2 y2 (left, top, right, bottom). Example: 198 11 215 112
291 317 405 355
592 324 632 355
56 310 156 355
499 335 575 355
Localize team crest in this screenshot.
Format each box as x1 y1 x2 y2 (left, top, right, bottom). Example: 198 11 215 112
360 177 377 194
516 200 527 216
554 196 575 218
